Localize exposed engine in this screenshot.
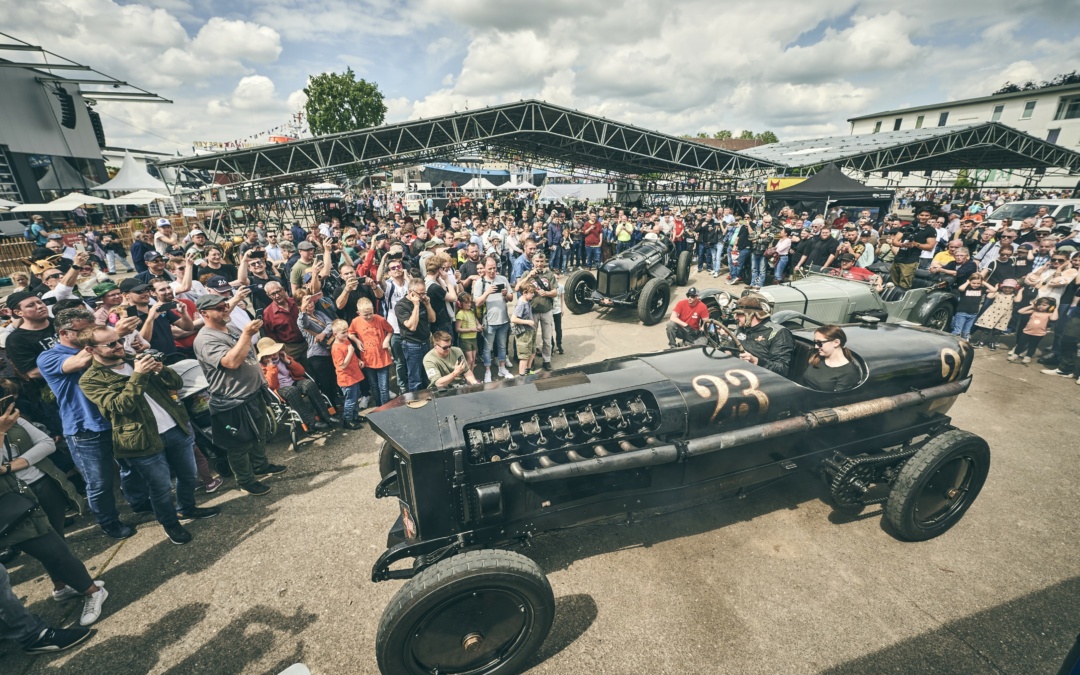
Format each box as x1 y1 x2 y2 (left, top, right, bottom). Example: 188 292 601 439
464 391 661 467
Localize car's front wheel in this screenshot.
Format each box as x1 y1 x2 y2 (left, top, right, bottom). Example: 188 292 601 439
638 278 671 325
885 430 990 541
675 250 692 285
563 269 596 314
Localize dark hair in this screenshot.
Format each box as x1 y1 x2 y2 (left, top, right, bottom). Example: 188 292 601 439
808 324 854 367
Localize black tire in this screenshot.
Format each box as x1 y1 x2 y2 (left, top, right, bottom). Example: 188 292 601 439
563 269 596 315
376 549 555 675
885 430 990 541
264 405 279 438
380 440 396 479
675 250 692 286
637 278 671 326
289 420 300 453
921 301 954 332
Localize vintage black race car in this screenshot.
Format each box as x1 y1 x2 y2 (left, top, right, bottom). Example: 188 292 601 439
366 323 987 674
563 238 693 325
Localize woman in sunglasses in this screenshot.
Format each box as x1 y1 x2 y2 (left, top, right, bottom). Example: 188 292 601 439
801 324 861 392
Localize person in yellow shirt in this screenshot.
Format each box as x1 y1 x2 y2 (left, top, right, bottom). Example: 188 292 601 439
931 240 963 267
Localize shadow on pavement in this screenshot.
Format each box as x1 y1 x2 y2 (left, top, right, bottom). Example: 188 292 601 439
823 576 1080 674
530 593 598 667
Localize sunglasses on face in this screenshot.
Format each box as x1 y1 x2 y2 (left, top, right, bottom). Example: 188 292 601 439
813 339 836 347
95 340 121 348
1052 259 1067 263
389 265 402 271
44 275 61 281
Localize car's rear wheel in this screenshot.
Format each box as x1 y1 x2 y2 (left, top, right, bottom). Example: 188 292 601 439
563 269 596 314
922 302 954 331
638 278 671 325
675 250 692 286
376 549 555 675
885 430 990 541
379 439 396 479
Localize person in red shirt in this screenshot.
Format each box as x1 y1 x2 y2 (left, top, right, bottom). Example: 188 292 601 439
330 319 365 429
829 254 883 291
260 281 308 365
582 213 603 269
665 287 711 348
349 297 394 406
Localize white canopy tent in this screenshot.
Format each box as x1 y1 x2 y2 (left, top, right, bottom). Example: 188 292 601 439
97 151 168 192
0 197 18 211
462 177 498 190
9 192 109 212
538 183 609 202
104 190 171 206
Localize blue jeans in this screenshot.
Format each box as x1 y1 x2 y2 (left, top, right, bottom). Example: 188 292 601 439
951 312 977 338
585 246 602 269
482 322 510 366
401 339 428 393
696 242 711 271
712 243 725 274
549 246 565 272
341 382 362 421
390 334 407 395
106 250 134 273
65 430 149 528
616 241 633 254
730 248 750 280
751 253 767 287
363 366 391 406
0 563 46 649
774 255 790 282
571 242 585 268
118 425 198 525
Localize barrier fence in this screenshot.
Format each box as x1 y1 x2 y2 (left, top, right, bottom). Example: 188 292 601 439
0 215 194 280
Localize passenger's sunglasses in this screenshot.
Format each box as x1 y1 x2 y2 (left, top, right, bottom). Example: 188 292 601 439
813 339 836 347
94 340 121 348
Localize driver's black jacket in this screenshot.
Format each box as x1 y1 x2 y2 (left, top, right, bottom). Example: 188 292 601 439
739 320 795 377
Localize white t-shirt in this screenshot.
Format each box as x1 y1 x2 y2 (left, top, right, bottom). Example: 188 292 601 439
112 363 176 434
384 277 410 333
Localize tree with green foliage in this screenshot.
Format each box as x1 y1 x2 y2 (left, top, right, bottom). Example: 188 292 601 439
303 68 387 136
738 130 755 140
713 130 733 139
754 131 779 144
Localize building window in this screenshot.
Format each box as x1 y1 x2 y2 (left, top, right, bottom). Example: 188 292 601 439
938 112 949 126
991 104 1004 122
1021 101 1036 119
1054 95 1080 120
873 121 882 133
1047 128 1061 145
893 118 902 131
915 115 924 129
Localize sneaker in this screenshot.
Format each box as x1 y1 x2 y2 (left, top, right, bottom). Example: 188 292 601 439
312 421 329 430
498 368 513 379
23 626 94 654
358 396 370 409
328 415 343 425
79 586 109 626
100 522 136 540
1006 353 1019 362
0 547 20 565
202 477 224 494
483 371 492 383
344 419 364 430
556 346 564 355
542 362 552 371
178 507 220 521
163 523 192 545
988 343 998 351
255 463 287 476
239 481 271 496
1022 356 1031 364
1041 369 1072 377
53 580 103 602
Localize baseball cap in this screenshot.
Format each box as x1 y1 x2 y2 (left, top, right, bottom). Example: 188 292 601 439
166 246 185 257
47 232 63 240
206 275 231 292
119 278 150 293
686 287 699 297
297 241 315 251
5 291 36 311
93 281 118 297
156 218 171 228
195 294 229 311
839 253 857 262
143 250 163 263
189 229 205 238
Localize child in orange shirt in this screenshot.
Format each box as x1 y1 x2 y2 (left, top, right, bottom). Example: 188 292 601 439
1008 297 1058 364
330 319 365 429
349 297 394 406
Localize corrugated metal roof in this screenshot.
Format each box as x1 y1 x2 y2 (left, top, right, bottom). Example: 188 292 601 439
740 124 985 167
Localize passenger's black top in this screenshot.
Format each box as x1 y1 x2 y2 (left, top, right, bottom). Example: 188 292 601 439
801 359 861 392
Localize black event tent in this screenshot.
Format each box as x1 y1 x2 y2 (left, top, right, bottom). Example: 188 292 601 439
768 163 894 220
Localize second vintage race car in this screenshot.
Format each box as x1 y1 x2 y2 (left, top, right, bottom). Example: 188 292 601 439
366 317 987 674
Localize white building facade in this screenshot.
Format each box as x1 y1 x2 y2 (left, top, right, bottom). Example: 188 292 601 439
847 84 1080 189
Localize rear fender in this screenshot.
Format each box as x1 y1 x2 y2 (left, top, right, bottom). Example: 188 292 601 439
909 291 956 325
648 264 673 281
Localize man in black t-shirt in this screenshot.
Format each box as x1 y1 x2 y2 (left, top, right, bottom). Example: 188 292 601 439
5 292 56 378
890 209 937 289
394 278 435 393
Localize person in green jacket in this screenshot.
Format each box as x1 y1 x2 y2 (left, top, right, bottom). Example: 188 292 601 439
77 326 220 546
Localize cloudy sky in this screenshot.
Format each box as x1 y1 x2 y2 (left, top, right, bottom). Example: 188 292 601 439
5 0 1079 155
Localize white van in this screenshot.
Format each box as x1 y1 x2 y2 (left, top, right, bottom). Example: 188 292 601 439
403 192 424 214
985 199 1080 231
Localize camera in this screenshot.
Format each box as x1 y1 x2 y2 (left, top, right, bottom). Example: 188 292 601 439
145 349 165 362
249 250 265 259
157 301 177 312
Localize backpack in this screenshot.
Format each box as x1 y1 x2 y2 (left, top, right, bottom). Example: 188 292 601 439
23 223 34 241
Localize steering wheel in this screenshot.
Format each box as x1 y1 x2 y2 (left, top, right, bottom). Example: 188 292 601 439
701 318 743 358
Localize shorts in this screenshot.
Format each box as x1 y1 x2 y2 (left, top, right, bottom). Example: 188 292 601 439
459 336 477 352
514 329 536 357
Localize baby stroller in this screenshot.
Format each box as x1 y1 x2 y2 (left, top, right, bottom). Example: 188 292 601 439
172 359 304 456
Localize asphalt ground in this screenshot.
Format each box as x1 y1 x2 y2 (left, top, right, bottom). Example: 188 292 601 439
4 266 1079 674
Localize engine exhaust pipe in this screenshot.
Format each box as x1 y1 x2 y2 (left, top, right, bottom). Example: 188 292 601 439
593 444 611 457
